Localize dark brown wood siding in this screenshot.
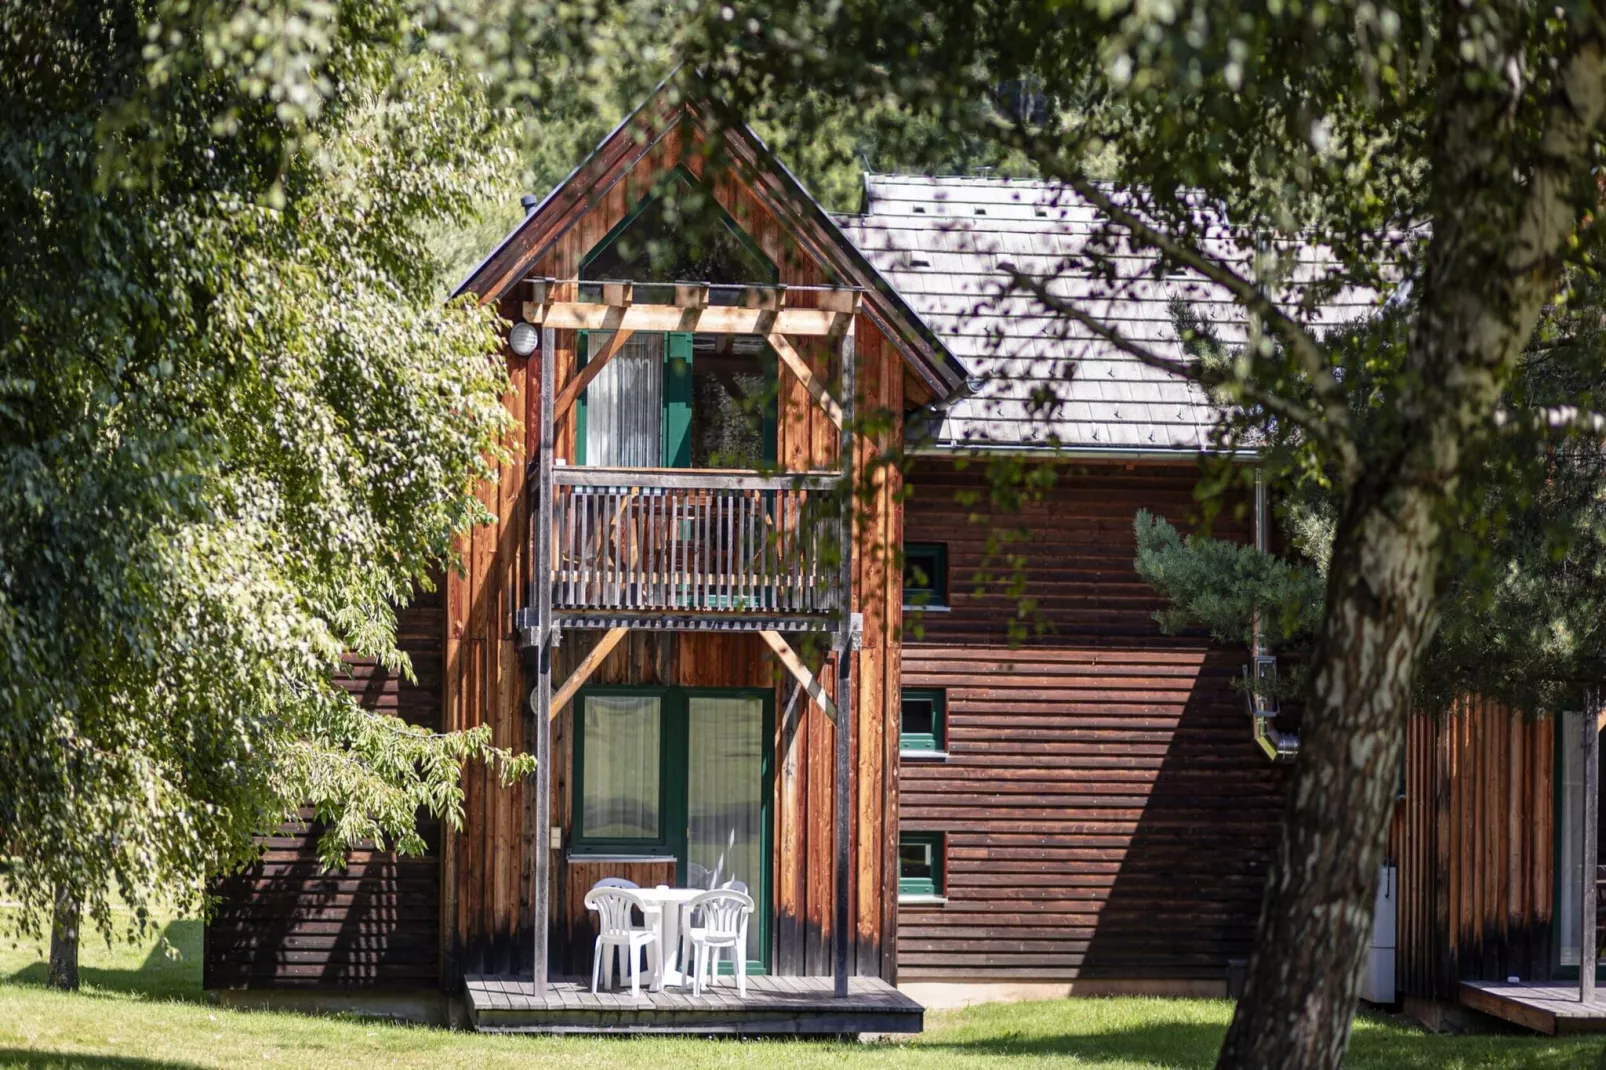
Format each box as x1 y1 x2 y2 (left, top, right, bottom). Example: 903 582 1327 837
899 459 1288 983
204 587 445 990
1393 697 1555 1000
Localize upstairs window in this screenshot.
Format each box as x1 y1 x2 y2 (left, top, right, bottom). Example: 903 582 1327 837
903 542 949 608
900 689 946 754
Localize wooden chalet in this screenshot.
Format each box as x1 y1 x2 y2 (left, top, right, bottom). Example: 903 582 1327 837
201 78 1605 1036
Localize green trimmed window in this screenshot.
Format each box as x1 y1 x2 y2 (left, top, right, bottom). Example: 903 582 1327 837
903 542 948 607
900 689 946 753
898 833 944 897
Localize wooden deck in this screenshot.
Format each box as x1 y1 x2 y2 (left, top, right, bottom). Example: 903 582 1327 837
1459 981 1606 1035
465 975 922 1035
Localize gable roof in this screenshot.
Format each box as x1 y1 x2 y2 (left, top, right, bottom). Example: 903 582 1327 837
838 174 1376 455
455 80 968 403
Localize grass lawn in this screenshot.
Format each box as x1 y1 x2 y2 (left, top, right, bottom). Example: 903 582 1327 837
1 908 1601 1069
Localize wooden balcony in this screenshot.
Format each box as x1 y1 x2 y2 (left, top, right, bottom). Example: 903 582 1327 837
525 467 844 635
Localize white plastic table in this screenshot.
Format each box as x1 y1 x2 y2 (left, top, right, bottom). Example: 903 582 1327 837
633 885 704 989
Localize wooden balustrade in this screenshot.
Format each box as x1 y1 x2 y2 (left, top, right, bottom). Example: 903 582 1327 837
548 467 841 619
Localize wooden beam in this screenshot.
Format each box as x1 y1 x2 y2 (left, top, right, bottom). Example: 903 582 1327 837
531 323 556 996
833 320 855 999
1586 688 1600 1005
550 627 629 719
552 329 636 421
759 630 836 724
522 301 848 337
768 332 845 429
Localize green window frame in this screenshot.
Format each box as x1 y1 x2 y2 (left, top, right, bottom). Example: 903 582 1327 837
575 332 694 468
572 685 774 972
903 542 949 608
899 832 944 898
900 688 946 753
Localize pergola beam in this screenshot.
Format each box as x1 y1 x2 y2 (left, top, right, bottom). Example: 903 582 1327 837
759 629 837 724
522 301 850 337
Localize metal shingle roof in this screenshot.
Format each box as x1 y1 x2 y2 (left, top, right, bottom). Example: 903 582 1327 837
838 174 1377 454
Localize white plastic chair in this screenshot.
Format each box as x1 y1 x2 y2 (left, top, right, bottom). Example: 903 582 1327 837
584 885 662 996
680 888 753 997
594 877 639 889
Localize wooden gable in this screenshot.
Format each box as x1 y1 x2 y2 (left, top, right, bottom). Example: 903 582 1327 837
455 83 965 408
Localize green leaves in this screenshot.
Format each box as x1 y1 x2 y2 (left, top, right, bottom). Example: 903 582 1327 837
0 3 522 946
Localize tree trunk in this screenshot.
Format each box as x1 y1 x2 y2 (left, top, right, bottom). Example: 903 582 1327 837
1218 31 1606 1068
1216 478 1439 1068
48 883 80 991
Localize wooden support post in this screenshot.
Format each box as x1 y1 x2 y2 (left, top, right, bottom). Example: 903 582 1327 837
1586 687 1599 1005
552 329 636 421
531 325 556 996
833 321 855 1000
768 332 845 429
759 630 836 723
551 627 629 717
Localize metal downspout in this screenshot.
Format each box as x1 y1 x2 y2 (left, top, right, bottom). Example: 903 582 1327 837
1250 467 1300 761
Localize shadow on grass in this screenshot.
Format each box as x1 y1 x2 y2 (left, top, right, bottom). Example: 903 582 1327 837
921 1020 1222 1068
923 1016 1604 1070
0 1051 208 1070
3 920 205 1004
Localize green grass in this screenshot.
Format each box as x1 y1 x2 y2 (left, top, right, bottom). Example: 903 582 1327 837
0 908 1601 1069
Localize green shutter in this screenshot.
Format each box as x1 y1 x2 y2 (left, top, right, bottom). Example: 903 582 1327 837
575 330 590 465
663 331 693 468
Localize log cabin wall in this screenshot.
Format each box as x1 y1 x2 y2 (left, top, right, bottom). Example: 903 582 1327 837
897 459 1288 988
1392 697 1555 1000
205 587 445 990
441 106 906 984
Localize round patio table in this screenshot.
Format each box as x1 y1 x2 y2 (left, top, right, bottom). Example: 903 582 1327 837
633 885 704 989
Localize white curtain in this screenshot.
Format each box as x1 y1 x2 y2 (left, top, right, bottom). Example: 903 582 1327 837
1561 709 1585 966
586 332 662 466
687 695 763 962
582 695 662 840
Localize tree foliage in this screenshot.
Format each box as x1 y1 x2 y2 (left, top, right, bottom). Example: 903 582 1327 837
1141 266 1606 717
0 2 532 945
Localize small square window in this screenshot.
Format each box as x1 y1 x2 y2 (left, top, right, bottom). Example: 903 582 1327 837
901 689 945 753
899 833 944 897
903 543 948 608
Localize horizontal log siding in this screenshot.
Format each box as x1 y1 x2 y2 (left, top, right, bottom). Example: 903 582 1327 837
204 588 445 990
899 460 1287 983
1393 697 1555 1000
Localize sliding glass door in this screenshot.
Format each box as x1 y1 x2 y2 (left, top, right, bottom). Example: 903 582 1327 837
687 695 766 964
573 686 771 971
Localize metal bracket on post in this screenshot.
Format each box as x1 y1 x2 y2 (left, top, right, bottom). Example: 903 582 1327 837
849 612 864 651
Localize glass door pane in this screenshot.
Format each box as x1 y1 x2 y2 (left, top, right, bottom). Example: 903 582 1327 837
686 695 764 964
581 695 662 841
586 332 663 466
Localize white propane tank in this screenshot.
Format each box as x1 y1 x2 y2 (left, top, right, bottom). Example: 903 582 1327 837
1360 864 1398 1004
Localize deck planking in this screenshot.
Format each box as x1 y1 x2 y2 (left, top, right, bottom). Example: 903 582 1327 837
1460 980 1606 1035
465 974 922 1035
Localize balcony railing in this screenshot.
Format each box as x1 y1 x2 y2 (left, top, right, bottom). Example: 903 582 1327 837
549 467 842 625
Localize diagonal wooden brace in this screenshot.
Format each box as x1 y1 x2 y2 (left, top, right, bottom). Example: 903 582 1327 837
768 332 844 429
759 629 837 724
550 626 629 719
553 329 637 422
